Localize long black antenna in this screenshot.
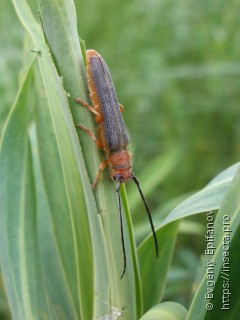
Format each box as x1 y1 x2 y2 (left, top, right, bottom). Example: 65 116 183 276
132 175 158 257
116 180 127 279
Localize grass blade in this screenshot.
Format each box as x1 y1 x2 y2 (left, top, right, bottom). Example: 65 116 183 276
138 221 180 312
0 62 55 320
187 168 240 319
39 0 141 317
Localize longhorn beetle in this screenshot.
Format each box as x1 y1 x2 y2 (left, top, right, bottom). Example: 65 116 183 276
76 49 158 278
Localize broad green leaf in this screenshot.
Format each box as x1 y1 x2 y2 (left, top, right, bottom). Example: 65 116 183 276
161 162 239 227
39 0 141 317
137 162 239 316
2 0 104 319
139 301 188 320
0 62 54 320
31 66 95 320
187 168 240 320
138 221 180 312
135 162 238 251
40 0 141 318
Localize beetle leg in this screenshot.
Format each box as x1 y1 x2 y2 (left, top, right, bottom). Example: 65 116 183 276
76 123 102 148
75 98 100 117
92 159 108 189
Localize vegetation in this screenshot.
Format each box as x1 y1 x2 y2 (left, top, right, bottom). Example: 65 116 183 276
0 0 239 319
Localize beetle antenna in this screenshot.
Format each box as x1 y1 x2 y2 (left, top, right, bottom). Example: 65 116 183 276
116 180 127 278
132 175 158 257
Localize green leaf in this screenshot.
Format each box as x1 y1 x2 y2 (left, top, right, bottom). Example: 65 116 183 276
39 0 141 317
136 162 238 314
0 62 54 320
31 67 95 320
138 221 180 312
139 302 188 320
136 162 239 317
187 168 240 320
161 162 239 227
2 0 101 318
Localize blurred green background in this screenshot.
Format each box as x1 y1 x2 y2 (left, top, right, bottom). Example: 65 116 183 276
76 0 240 201
1 0 240 317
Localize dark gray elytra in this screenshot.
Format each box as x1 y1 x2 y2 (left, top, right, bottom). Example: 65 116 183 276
90 56 129 153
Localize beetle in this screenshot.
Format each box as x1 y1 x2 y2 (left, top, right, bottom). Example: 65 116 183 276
76 49 158 277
